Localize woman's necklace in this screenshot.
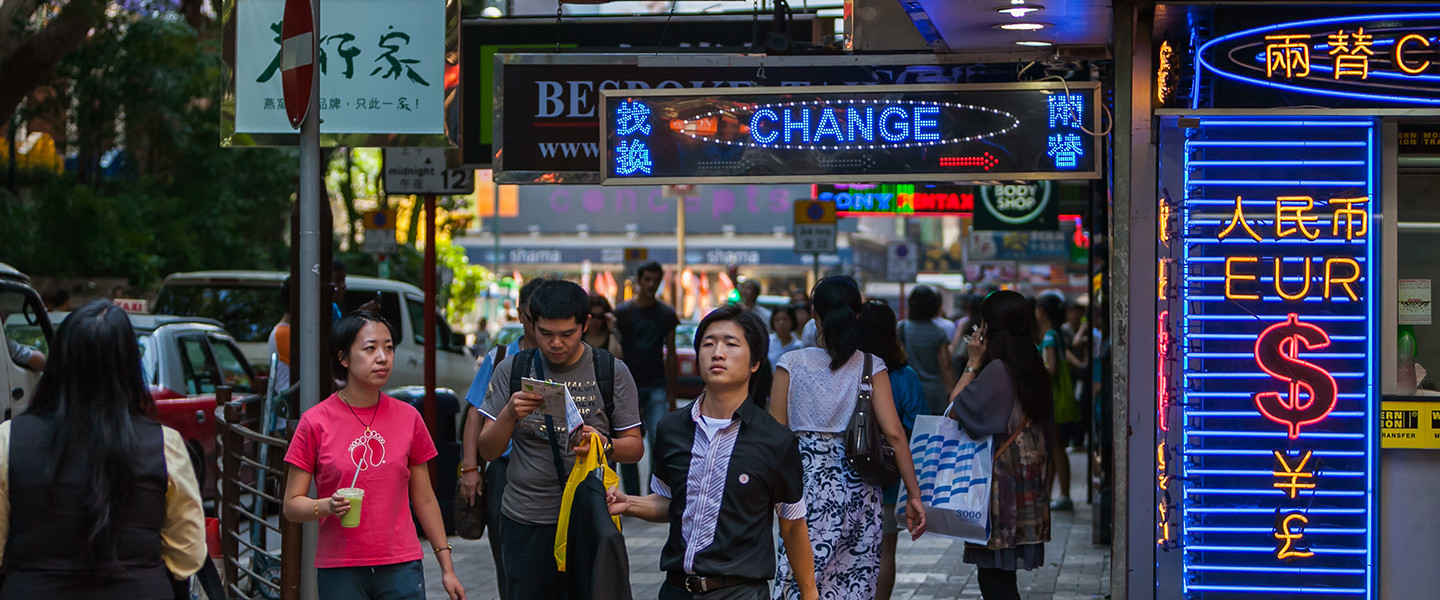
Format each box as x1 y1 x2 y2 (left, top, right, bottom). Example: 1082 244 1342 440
339 391 379 432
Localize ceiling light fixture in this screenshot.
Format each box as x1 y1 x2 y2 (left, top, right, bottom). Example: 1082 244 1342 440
994 22 1052 31
996 3 1043 18
1015 40 1054 47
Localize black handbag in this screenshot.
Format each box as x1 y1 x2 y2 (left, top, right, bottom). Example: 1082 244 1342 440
454 464 487 540
844 353 901 487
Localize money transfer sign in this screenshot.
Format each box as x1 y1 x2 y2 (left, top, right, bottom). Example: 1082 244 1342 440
1156 117 1377 597
232 0 444 136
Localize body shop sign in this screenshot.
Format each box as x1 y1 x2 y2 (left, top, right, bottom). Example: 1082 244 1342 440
233 0 443 134
598 83 1100 185
974 182 1057 230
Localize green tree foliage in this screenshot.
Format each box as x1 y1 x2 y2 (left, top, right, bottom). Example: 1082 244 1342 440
0 16 298 287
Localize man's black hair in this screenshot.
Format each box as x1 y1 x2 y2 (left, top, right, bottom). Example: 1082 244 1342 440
528 280 590 325
518 276 549 311
280 276 292 306
907 284 942 321
636 260 664 279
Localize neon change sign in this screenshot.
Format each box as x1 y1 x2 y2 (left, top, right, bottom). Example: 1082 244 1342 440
1157 117 1377 597
599 83 1101 185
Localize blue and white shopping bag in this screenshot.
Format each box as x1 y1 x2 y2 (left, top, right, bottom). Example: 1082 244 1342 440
896 415 993 543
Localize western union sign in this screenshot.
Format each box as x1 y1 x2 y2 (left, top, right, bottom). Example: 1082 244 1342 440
1381 400 1440 449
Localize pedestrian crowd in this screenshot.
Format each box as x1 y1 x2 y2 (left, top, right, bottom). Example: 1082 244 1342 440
0 263 1099 600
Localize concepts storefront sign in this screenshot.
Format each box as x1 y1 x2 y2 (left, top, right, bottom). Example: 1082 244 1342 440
973 182 1058 231
1155 117 1378 597
1191 11 1440 108
224 0 447 145
599 83 1101 185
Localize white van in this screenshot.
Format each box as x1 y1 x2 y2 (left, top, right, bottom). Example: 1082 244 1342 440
0 263 53 417
152 270 476 394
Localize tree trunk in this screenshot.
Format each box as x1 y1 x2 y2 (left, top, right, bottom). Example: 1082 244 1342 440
0 0 105 123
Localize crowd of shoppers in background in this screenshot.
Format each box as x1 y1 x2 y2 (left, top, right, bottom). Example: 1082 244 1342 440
446 269 1100 600
0 258 1099 600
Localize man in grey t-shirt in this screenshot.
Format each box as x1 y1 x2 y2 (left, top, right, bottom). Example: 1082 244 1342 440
478 280 642 600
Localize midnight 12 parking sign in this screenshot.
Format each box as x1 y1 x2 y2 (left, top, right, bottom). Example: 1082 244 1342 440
598 83 1101 185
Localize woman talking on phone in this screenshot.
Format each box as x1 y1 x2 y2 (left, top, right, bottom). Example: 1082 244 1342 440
282 311 465 600
947 290 1052 600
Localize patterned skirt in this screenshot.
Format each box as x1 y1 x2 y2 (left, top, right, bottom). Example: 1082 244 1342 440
963 420 1051 571
774 432 882 600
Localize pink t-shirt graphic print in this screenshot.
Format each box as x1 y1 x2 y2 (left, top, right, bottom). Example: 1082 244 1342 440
285 393 439 568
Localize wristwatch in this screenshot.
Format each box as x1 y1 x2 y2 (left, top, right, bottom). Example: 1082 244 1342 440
963 365 978 375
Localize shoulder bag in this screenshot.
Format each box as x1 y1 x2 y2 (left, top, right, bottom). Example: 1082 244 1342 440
844 353 901 487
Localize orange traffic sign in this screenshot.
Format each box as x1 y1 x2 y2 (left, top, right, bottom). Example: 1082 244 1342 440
794 200 837 225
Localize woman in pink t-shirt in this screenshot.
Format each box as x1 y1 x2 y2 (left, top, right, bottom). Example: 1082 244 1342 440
282 312 465 600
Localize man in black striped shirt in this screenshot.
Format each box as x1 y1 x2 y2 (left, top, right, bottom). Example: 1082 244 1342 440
608 306 817 600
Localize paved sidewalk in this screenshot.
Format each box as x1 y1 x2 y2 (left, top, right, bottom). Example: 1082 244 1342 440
425 451 1110 600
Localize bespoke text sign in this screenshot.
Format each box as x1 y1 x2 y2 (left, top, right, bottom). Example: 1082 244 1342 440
1157 117 1377 597
599 83 1101 185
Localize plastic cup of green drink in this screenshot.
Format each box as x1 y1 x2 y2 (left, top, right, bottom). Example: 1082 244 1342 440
337 487 365 528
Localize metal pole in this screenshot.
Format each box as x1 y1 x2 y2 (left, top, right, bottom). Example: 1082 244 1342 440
296 0 322 594
423 194 439 493
676 192 687 314
813 252 820 283
492 176 501 323
1113 2 1157 598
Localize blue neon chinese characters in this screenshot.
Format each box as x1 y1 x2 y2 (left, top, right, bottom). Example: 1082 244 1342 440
1046 94 1086 169
611 100 654 177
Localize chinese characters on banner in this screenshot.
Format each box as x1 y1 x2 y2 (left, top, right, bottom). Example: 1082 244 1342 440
235 0 443 134
1159 118 1376 597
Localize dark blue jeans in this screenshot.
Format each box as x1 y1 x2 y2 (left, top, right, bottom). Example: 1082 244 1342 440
317 560 425 600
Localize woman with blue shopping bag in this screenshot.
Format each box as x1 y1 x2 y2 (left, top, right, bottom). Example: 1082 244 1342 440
946 290 1053 600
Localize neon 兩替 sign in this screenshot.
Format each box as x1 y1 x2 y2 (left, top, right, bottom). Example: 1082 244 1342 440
598 83 1102 185
1197 12 1440 107
1156 117 1377 597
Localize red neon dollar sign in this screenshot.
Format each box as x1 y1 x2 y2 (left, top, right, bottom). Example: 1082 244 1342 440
1253 313 1339 439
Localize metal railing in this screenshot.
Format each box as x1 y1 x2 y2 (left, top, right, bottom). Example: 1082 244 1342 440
218 387 300 600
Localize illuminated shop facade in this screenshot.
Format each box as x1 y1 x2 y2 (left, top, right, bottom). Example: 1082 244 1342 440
1139 5 1440 599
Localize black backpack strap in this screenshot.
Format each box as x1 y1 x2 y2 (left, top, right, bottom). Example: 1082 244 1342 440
513 349 568 487
509 348 533 402
495 343 508 365
592 348 616 425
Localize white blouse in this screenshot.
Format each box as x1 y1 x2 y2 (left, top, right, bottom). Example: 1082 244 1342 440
777 348 888 433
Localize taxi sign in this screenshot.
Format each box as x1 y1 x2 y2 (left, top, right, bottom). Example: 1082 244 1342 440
114 298 149 314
